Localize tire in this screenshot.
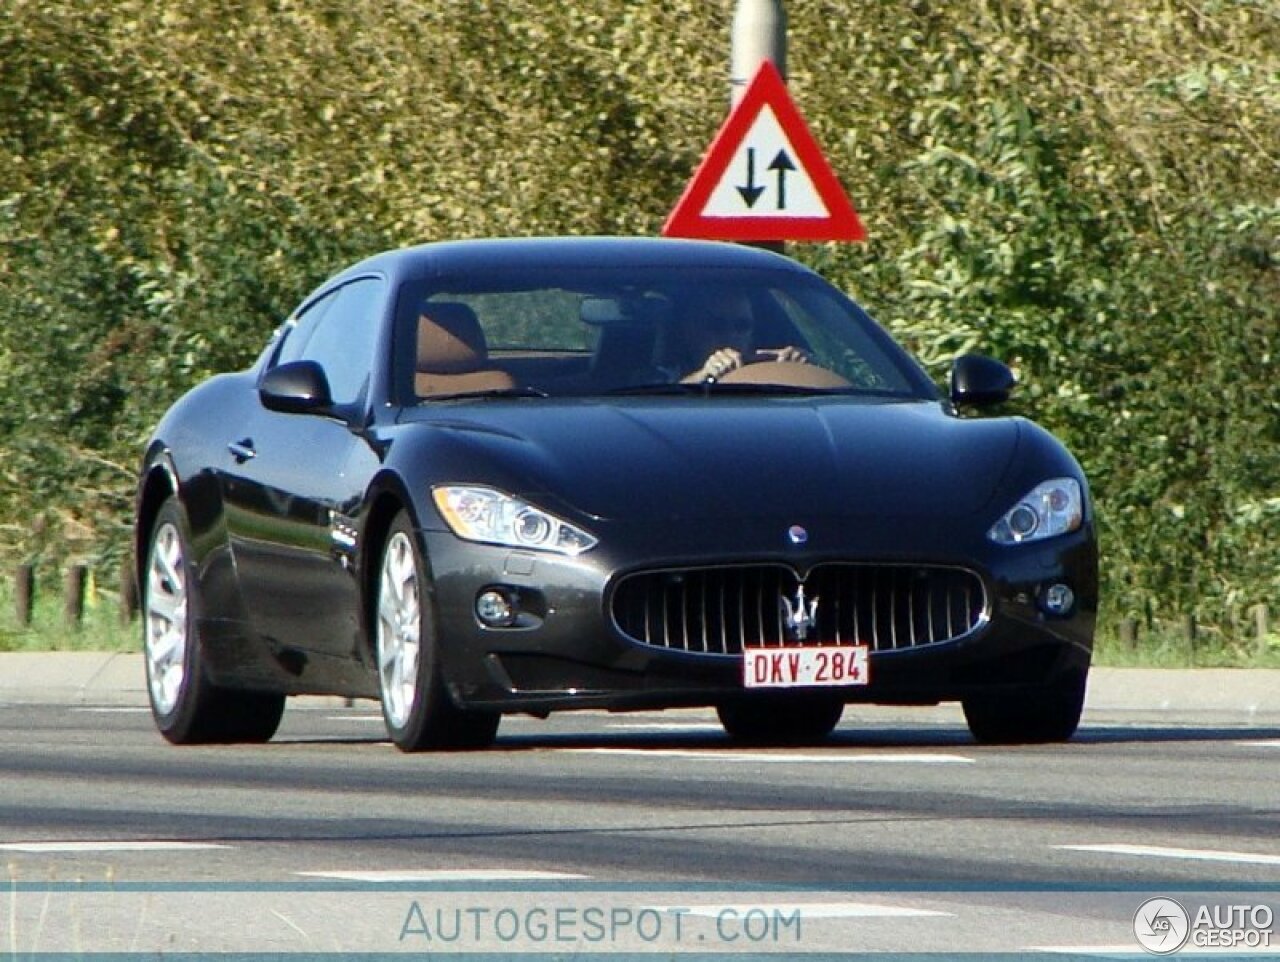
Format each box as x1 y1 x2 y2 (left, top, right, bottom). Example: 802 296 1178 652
143 498 285 744
962 671 1088 745
716 694 844 745
375 511 500 751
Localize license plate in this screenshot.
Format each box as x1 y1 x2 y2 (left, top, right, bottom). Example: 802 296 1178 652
742 645 870 689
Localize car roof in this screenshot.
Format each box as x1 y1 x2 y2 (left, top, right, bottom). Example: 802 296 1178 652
334 236 816 285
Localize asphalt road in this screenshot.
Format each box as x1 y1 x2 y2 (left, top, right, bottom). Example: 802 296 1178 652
2 700 1278 955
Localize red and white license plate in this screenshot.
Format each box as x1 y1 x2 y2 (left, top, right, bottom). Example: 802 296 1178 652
743 645 870 689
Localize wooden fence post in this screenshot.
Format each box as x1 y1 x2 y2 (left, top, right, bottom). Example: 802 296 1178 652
64 564 87 629
119 559 140 625
1182 613 1197 665
1254 604 1272 659
1119 618 1138 650
15 564 34 627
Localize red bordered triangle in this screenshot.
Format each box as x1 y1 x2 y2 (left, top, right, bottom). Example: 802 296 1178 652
663 61 866 243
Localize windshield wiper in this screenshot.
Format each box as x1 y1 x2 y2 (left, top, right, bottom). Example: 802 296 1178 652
604 382 709 396
420 386 550 402
609 381 847 397
696 381 846 396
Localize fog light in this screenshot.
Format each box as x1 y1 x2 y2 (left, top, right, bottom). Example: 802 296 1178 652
1041 583 1075 616
475 589 517 627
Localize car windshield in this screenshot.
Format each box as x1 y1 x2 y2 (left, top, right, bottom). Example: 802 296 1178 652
397 265 935 402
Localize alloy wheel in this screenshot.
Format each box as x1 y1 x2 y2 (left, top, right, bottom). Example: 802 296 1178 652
145 521 189 716
377 530 421 729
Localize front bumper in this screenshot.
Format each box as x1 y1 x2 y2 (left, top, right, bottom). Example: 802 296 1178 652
422 518 1097 714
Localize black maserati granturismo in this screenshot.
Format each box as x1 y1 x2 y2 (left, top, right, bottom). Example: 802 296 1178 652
135 236 1097 750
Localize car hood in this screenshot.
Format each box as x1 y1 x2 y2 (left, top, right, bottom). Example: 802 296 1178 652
406 397 1021 523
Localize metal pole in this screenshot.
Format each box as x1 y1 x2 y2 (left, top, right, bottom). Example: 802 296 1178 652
731 0 787 250
730 0 786 104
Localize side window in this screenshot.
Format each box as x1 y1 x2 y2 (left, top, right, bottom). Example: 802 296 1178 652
276 290 338 367
275 277 386 407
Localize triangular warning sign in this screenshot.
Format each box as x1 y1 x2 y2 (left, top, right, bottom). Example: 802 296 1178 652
663 62 866 243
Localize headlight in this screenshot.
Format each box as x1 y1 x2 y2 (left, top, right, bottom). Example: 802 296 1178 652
431 486 598 556
988 478 1083 545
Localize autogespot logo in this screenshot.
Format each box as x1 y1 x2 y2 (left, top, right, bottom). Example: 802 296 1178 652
1134 897 1191 955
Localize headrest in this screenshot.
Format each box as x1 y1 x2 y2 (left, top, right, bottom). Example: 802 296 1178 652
417 302 486 373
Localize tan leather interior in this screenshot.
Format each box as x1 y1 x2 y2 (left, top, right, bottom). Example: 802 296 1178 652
415 302 515 396
718 360 853 388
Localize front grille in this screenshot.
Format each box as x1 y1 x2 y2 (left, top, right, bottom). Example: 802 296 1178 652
611 563 986 655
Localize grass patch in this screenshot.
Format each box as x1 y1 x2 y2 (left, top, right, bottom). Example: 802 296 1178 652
1094 625 1280 669
0 573 140 653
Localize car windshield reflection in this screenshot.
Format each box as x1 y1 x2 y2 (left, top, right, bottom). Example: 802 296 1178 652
402 267 932 403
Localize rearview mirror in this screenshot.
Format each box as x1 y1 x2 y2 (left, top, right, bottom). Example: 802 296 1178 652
580 297 627 324
580 295 666 326
950 354 1014 407
260 360 333 414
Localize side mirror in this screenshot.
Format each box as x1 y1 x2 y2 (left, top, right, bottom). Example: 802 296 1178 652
950 354 1014 407
260 360 333 414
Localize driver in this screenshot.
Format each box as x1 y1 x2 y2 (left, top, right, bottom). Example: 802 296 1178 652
676 289 809 382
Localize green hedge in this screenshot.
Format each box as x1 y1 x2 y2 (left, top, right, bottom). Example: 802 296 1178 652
1 0 1276 650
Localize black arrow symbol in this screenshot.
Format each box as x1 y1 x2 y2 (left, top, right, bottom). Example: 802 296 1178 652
736 148 766 208
769 150 796 210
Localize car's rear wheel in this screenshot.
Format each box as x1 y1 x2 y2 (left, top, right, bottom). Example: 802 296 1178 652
144 498 285 744
961 671 1088 745
716 694 844 745
376 511 500 751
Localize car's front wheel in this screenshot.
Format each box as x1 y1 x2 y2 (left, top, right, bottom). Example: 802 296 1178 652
376 511 500 751
961 671 1088 745
716 694 844 745
143 498 285 744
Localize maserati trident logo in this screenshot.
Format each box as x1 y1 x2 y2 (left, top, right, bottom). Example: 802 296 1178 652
780 583 819 642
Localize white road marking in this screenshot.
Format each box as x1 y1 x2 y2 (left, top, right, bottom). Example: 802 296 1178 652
69 707 150 714
324 715 384 722
559 748 973 764
1057 843 1280 866
1235 739 1280 748
0 840 230 853
651 901 953 919
294 869 590 882
606 722 727 732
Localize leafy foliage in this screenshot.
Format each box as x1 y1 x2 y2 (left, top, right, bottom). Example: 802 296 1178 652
1 0 1276 644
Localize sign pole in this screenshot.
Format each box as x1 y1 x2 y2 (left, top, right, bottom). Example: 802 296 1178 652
731 0 786 102
731 0 787 251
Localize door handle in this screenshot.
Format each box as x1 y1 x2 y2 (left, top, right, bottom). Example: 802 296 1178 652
227 438 256 463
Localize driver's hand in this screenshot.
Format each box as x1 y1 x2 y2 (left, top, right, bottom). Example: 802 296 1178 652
758 346 811 364
698 348 745 380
